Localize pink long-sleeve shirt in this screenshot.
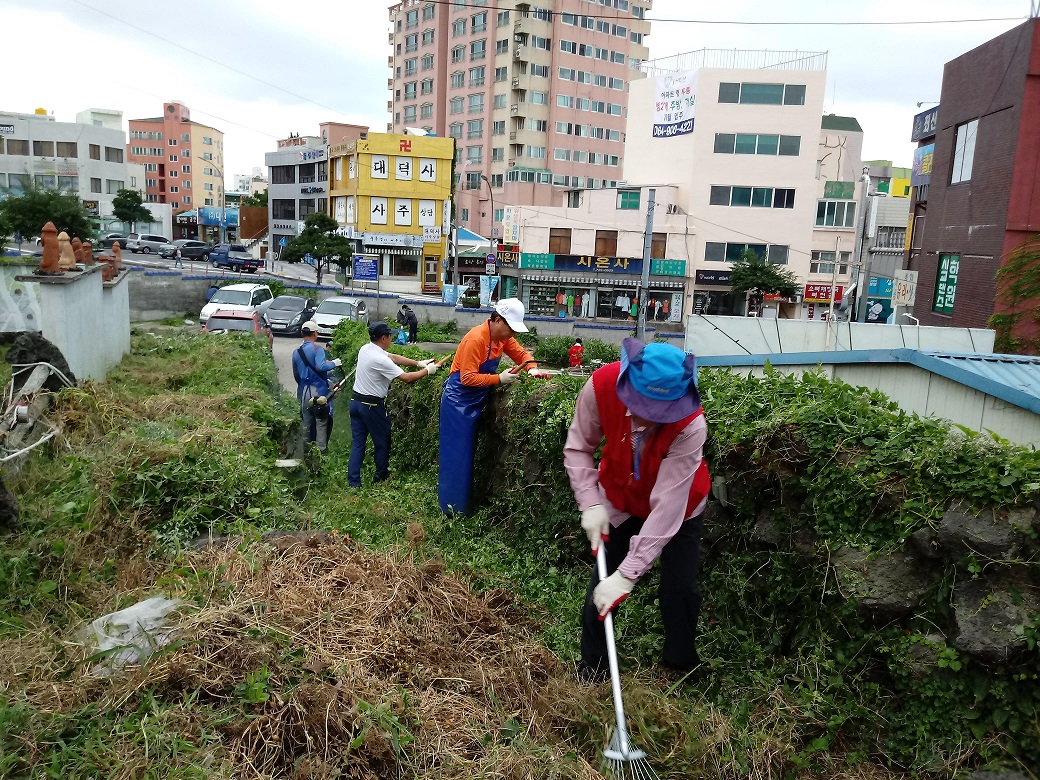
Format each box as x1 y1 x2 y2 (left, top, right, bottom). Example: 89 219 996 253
563 378 708 581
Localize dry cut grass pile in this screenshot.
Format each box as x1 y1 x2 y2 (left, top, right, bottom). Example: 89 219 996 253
29 532 610 779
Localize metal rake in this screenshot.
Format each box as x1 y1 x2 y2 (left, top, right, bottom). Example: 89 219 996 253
596 545 661 780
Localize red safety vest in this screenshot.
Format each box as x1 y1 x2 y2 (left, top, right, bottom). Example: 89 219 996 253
591 362 710 519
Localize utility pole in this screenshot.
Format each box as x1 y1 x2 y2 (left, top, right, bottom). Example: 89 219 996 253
852 167 872 322
635 188 656 342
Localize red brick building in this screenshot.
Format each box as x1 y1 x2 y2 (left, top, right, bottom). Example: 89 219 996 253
906 18 1040 345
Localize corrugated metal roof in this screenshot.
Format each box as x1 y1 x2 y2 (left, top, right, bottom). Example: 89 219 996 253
696 349 1040 415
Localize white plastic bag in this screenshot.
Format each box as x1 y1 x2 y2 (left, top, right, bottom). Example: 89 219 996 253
77 596 184 677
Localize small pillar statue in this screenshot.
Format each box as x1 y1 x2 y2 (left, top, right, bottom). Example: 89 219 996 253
38 222 60 274
111 241 122 272
57 231 77 270
81 240 95 266
71 236 84 264
101 255 116 282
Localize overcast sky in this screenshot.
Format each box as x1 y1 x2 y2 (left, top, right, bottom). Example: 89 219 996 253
2 0 1031 185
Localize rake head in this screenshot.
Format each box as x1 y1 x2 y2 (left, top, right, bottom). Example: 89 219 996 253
601 729 660 780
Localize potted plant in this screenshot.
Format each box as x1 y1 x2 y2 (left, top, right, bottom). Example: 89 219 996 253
460 293 480 309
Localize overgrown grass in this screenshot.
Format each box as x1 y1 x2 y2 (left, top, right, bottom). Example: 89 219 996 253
5 328 1036 778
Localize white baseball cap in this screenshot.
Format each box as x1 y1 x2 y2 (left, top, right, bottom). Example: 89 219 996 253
494 297 528 333
301 320 319 334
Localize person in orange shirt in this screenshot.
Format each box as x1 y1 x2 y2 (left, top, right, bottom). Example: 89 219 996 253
438 298 549 514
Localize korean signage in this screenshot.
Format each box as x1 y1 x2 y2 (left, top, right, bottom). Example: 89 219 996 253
933 254 959 315
911 143 934 187
362 232 424 248
804 284 844 304
81 200 100 217
868 276 894 298
653 70 696 138
353 255 378 281
198 206 238 227
863 298 894 324
893 269 919 307
501 205 521 243
300 186 325 194
422 225 442 243
0 123 14 135
517 253 687 277
911 106 939 142
695 269 732 286
497 243 520 267
299 149 324 161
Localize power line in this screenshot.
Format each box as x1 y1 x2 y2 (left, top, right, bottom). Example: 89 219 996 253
67 0 351 119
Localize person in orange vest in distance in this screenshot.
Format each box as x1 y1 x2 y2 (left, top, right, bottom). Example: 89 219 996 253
564 338 711 683
569 337 585 369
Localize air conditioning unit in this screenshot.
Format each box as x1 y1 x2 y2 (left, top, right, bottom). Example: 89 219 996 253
666 203 680 214
512 77 520 88
514 49 522 59
616 180 627 186
786 294 803 304
514 33 524 41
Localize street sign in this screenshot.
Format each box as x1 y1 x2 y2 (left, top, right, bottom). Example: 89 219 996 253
893 269 919 306
303 252 315 267
485 253 497 276
279 236 287 247
353 254 378 281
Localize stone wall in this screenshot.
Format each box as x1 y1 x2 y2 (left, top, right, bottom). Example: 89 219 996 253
125 271 686 345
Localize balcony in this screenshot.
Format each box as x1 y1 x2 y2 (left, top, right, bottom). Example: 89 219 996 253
388 78 394 89
387 100 394 111
513 15 548 37
387 56 394 67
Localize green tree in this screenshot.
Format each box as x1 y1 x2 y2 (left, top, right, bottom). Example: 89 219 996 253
279 212 354 286
110 188 153 232
729 248 800 313
241 188 268 208
0 179 97 242
989 235 1040 354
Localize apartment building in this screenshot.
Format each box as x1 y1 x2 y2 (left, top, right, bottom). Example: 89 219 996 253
127 101 224 215
0 108 136 224
387 0 652 239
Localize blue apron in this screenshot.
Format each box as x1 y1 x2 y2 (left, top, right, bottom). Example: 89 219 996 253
438 323 500 515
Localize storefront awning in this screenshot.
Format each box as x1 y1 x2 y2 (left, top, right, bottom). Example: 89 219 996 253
365 244 422 256
521 274 685 289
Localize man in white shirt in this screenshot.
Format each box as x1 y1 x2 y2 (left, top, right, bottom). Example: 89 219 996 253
348 321 439 488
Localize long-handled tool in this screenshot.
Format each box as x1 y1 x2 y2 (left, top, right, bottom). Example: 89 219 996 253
596 544 660 780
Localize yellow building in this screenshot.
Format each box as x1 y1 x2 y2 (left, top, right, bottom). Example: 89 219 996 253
328 133 455 294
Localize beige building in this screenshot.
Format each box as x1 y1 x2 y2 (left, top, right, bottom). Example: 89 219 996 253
387 0 652 239
622 49 872 318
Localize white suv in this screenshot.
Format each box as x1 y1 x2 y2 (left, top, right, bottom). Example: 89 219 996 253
126 233 172 254
199 283 274 326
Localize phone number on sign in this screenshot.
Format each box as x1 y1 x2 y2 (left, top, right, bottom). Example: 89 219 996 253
652 120 694 137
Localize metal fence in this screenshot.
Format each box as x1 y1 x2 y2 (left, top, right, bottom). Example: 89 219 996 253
640 48 828 77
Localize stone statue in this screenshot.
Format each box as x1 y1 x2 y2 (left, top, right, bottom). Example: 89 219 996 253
111 241 122 271
71 236 83 264
57 231 77 270
81 240 95 266
101 255 116 282
38 222 60 274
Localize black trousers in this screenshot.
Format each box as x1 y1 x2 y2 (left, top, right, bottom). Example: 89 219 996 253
580 512 704 672
408 323 418 343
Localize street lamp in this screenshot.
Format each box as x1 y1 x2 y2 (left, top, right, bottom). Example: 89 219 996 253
197 156 225 245
479 173 494 243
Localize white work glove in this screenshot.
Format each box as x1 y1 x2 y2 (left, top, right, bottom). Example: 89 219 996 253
331 358 343 368
424 362 439 376
417 359 435 368
528 368 552 379
499 370 520 385
594 571 635 619
581 505 610 553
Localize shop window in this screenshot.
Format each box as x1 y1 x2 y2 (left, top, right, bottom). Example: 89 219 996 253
595 230 618 255
651 232 666 258
392 255 419 276
549 228 572 254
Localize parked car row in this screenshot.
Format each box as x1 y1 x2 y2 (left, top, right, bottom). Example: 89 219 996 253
197 286 369 340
